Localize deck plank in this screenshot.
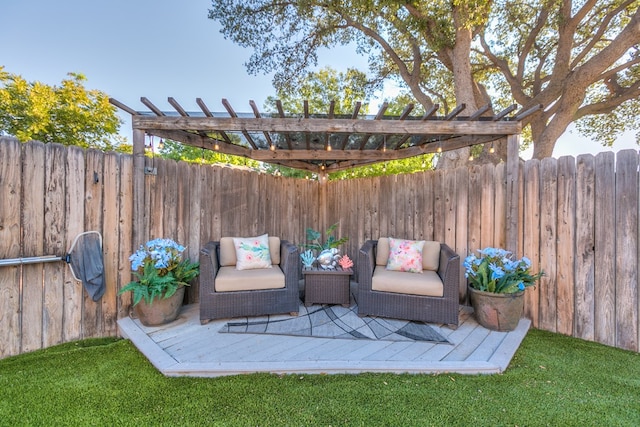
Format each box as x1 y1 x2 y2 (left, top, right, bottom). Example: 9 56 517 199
117 303 529 376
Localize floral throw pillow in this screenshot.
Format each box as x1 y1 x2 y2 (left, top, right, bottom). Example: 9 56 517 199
386 238 425 273
233 234 272 270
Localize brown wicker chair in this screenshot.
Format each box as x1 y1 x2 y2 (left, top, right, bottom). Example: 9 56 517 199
357 239 460 326
199 239 300 324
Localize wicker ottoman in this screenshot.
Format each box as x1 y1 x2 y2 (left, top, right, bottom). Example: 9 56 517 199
303 267 353 307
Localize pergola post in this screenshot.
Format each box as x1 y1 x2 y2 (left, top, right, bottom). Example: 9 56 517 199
318 171 328 231
132 128 146 248
505 134 520 255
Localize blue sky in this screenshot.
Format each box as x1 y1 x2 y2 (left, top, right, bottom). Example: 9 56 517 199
1 0 636 157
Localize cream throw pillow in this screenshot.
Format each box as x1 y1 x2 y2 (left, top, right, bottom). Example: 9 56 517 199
233 234 272 270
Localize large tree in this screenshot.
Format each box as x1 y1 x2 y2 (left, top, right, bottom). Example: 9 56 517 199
209 0 640 161
0 67 123 149
481 0 640 158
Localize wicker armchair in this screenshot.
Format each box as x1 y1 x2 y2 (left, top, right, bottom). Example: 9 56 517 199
357 239 460 326
199 239 300 324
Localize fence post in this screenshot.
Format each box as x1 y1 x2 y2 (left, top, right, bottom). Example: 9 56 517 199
132 128 146 248
506 134 520 255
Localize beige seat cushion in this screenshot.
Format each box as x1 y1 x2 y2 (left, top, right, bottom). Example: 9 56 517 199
371 267 444 297
376 237 440 271
214 266 285 292
219 236 281 267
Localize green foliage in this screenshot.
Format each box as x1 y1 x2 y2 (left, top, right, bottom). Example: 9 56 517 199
157 138 262 168
265 66 373 115
0 66 123 149
303 222 349 252
1 331 639 425
330 154 436 179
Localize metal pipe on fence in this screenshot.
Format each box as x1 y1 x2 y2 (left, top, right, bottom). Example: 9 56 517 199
0 255 63 267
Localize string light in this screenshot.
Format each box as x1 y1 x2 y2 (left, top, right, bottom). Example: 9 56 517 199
214 142 220 151
489 143 495 154
270 144 276 151
157 138 164 150
326 145 332 151
468 154 474 161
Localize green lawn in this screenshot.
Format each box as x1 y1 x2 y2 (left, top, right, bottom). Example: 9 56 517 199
1 329 638 426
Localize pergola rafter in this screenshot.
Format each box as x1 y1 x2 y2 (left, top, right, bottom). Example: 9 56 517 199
109 97 541 174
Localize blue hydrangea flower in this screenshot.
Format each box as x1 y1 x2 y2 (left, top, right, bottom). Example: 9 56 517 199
465 247 543 294
129 238 186 273
489 262 505 280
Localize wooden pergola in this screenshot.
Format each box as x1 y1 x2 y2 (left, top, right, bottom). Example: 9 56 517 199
110 96 541 253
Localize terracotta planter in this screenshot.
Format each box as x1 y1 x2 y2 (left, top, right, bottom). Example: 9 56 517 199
468 285 524 331
134 286 185 326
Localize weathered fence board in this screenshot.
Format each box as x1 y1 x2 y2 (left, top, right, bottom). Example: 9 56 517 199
0 139 22 358
1 137 640 358
614 150 639 351
63 146 86 342
523 159 541 327
83 149 104 338
594 151 616 346
455 167 469 301
574 154 595 341
43 143 66 348
556 156 576 336
21 142 45 353
102 152 120 337
539 158 558 332
117 154 134 316
468 165 482 255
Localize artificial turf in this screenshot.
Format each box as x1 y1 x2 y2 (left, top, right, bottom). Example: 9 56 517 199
0 329 638 426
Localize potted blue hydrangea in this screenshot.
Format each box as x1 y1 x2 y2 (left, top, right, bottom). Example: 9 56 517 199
464 247 543 331
119 238 199 326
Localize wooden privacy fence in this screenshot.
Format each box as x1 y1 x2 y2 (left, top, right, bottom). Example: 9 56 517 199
0 137 638 359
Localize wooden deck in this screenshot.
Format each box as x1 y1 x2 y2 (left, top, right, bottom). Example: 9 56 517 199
117 302 530 377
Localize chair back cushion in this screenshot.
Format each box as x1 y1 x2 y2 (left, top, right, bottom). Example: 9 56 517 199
376 237 440 271
219 235 281 267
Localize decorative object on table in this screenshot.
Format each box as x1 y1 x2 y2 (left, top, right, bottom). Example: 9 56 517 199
338 254 353 269
119 238 199 326
301 222 349 270
300 249 316 269
464 247 543 331
316 247 341 269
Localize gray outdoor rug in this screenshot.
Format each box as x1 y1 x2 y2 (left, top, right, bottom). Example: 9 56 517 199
219 297 451 344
